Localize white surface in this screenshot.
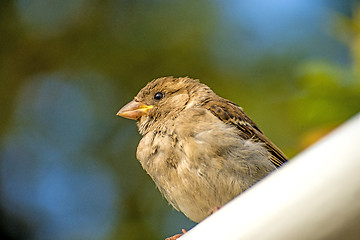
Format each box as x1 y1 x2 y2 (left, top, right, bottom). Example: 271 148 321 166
180 113 360 240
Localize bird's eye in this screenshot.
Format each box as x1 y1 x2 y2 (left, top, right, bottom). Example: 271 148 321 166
154 92 164 100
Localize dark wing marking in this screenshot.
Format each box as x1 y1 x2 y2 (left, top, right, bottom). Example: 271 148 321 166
203 98 288 167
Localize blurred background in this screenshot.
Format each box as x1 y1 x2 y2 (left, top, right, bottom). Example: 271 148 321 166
1 0 359 239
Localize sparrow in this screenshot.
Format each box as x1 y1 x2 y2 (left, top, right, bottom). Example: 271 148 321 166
117 76 287 224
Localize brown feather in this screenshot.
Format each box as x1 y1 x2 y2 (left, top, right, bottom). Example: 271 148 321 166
203 98 288 167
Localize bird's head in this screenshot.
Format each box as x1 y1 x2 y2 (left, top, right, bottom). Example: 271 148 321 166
117 76 213 134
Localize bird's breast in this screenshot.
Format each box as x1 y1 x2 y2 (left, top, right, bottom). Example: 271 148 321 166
136 108 275 222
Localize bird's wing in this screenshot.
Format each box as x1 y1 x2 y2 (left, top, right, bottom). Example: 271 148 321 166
203 98 288 167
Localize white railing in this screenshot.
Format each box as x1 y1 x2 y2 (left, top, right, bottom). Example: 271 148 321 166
180 113 360 240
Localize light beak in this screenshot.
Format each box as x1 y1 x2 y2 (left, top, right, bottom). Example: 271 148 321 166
117 99 153 120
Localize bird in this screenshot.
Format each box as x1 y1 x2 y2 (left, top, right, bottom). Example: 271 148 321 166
117 76 287 236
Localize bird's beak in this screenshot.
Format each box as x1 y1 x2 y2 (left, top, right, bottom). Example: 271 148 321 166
117 99 153 120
